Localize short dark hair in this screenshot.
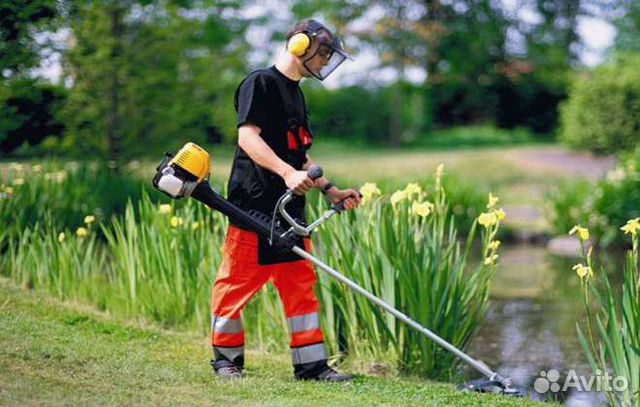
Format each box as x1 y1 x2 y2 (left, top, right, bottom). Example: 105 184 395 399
286 19 334 42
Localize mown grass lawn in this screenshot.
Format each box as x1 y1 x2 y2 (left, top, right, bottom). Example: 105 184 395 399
0 278 543 407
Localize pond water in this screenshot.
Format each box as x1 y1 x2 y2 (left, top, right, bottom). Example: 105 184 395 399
465 244 623 406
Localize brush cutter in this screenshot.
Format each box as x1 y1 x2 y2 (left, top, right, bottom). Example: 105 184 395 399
152 142 527 397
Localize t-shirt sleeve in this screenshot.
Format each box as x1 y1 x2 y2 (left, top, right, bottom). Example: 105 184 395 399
235 73 269 130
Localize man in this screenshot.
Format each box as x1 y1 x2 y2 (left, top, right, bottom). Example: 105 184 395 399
210 19 361 382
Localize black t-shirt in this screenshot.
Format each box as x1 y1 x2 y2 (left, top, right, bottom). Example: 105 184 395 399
227 66 312 264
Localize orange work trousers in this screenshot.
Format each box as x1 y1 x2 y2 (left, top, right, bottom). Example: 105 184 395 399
210 225 327 368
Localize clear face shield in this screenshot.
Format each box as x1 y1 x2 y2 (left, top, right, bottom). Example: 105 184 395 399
302 34 351 81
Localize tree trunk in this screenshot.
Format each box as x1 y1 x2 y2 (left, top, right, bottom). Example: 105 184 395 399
388 3 405 148
389 81 402 148
423 0 443 85
107 5 123 171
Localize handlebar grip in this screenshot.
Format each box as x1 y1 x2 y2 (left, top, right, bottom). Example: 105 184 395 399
307 165 323 180
331 191 363 213
331 201 347 213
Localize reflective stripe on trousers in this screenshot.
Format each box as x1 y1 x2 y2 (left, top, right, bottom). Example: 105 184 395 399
214 346 244 364
213 315 243 334
287 312 319 333
291 342 328 365
287 311 324 348
211 315 244 345
211 314 245 364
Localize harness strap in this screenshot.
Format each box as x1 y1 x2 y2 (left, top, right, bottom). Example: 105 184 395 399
273 75 310 153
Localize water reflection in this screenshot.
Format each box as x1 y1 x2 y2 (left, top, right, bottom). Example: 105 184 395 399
465 245 621 406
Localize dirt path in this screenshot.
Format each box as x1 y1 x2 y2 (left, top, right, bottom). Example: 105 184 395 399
499 145 616 236
504 146 616 181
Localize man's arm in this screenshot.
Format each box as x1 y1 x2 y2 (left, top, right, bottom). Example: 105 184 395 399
238 124 314 195
303 154 333 191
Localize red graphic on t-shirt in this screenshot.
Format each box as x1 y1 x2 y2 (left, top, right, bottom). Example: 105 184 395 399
287 127 313 151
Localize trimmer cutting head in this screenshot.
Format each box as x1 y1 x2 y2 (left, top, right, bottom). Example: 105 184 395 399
460 379 529 397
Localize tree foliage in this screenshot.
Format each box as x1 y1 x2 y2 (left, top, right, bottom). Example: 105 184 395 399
0 0 630 155
293 0 585 143
614 0 640 52
0 0 66 155
0 79 66 154
59 0 250 162
0 0 58 79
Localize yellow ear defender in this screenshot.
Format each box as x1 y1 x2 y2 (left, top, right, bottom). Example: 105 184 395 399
287 32 312 56
287 20 326 57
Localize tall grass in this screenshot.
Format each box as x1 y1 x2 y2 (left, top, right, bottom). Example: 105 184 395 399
574 220 640 407
101 196 224 329
310 168 501 379
0 161 148 239
5 223 108 305
2 164 501 377
2 192 289 345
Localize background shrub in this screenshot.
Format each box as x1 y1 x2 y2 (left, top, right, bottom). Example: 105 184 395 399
545 148 640 246
560 53 640 154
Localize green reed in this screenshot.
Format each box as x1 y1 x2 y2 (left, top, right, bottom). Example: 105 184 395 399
310 167 501 379
575 220 640 407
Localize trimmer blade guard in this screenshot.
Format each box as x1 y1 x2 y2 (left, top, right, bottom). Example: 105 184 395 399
459 379 529 397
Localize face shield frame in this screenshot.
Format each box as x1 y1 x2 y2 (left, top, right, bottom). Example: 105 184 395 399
300 27 352 81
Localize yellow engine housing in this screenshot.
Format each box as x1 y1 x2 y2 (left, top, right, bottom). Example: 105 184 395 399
170 142 211 182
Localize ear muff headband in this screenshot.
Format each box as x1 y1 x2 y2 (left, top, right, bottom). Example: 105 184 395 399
287 21 326 57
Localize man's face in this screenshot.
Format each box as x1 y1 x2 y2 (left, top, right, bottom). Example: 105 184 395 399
298 34 333 78
302 49 330 78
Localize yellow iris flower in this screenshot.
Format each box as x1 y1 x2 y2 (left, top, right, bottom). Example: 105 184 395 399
170 216 184 228
478 212 498 227
620 218 640 236
403 182 422 198
487 192 499 209
390 190 407 207
569 225 590 241
360 182 381 204
572 263 593 280
488 240 501 250
484 254 499 265
410 201 434 217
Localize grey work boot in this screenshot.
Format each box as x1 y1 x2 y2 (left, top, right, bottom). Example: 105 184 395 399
211 359 244 379
313 367 354 382
297 365 354 382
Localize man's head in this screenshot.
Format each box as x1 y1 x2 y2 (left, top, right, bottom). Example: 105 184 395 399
285 19 351 81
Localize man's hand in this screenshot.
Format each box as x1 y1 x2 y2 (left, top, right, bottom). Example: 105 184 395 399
326 187 361 211
283 169 315 195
